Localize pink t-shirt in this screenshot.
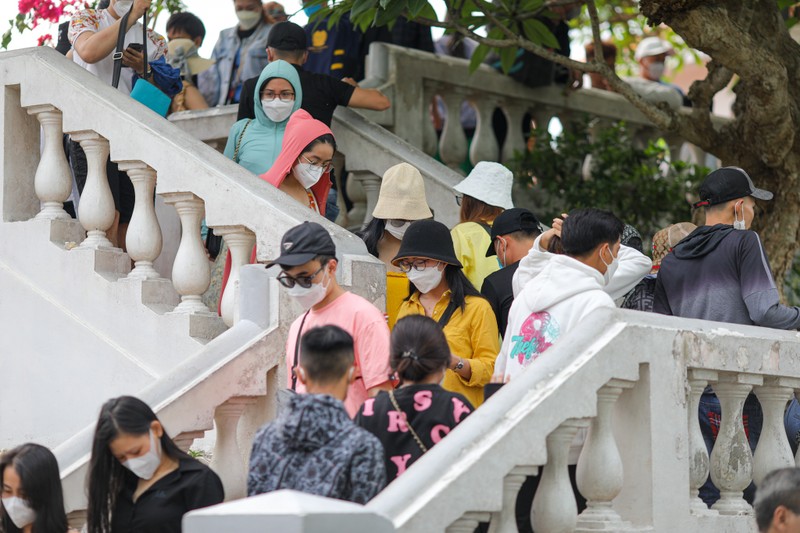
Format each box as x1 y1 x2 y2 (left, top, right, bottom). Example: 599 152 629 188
285 291 392 417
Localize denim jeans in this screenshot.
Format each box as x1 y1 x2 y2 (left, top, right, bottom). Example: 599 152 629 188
698 390 763 506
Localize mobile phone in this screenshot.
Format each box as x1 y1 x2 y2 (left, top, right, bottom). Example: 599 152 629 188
126 43 143 53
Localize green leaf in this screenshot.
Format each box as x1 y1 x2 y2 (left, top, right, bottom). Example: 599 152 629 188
407 0 432 19
469 43 491 72
416 3 438 22
499 46 517 73
351 0 378 20
522 18 559 48
460 0 478 17
520 0 544 11
353 7 378 31
376 0 408 27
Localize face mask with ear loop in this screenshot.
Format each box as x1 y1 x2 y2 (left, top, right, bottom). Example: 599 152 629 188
495 237 508 268
599 245 619 286
733 201 746 230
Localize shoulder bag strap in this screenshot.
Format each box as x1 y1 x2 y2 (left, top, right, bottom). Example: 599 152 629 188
290 310 311 391
477 221 493 237
437 299 459 328
111 10 131 89
233 119 254 163
389 390 428 454
141 11 150 79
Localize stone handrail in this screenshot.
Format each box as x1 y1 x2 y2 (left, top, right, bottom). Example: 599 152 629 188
169 104 465 230
186 308 800 532
360 43 723 173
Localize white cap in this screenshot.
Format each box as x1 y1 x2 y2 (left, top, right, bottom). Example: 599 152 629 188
634 37 673 61
453 161 514 210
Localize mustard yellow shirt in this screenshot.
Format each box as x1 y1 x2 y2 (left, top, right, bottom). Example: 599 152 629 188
386 271 409 330
451 221 500 291
397 291 500 407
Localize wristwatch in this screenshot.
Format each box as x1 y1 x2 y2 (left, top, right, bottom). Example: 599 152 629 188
454 358 464 371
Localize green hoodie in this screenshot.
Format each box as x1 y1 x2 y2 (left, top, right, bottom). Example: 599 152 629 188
223 59 304 175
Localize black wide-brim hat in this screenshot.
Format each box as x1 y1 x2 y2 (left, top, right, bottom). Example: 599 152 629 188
392 219 462 268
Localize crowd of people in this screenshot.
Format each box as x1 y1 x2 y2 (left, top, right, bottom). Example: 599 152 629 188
6 1 800 532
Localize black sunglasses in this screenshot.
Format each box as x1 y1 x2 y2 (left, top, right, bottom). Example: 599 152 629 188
277 265 324 289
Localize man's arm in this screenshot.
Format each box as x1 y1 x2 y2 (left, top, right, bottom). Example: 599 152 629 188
72 0 151 64
348 436 387 503
341 77 391 111
603 244 652 301
740 232 800 330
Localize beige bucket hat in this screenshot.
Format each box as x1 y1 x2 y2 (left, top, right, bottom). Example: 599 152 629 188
167 38 215 77
372 163 433 220
453 161 514 210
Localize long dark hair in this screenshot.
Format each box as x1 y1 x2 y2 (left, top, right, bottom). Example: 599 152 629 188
357 217 387 257
391 315 451 384
0 444 68 533
86 396 187 533
407 264 482 312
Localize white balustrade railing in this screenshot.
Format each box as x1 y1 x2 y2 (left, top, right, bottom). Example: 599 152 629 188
186 309 800 532
357 43 722 172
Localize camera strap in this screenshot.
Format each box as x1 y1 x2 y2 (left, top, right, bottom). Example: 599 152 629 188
111 11 131 89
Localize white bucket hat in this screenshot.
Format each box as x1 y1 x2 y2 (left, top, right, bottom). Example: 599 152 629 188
634 37 674 61
372 163 433 220
453 161 514 210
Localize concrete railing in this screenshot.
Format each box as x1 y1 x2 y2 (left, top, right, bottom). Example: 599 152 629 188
358 43 716 173
186 308 795 532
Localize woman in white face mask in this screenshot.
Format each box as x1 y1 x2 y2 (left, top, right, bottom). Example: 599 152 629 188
392 220 500 408
358 163 433 329
85 396 223 533
0 444 78 533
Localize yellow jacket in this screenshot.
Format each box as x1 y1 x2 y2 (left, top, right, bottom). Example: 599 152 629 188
397 291 499 407
386 271 409 330
451 221 500 291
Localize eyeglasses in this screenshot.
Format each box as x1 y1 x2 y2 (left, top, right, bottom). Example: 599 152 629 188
277 265 324 288
262 91 295 102
455 195 463 206
397 259 431 273
301 154 332 172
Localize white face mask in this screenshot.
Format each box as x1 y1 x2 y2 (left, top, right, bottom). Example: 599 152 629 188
236 9 262 30
114 0 133 17
646 61 665 80
733 203 746 230
407 265 444 294
262 98 294 122
2 497 36 529
121 430 162 480
294 162 325 189
599 246 619 286
386 221 411 240
286 269 329 310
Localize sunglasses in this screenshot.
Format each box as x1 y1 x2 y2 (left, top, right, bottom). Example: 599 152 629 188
277 265 324 289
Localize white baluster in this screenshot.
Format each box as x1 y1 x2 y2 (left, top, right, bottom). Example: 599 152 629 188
488 466 536 533
212 397 257 500
447 512 490 533
27 105 71 220
71 131 115 249
753 379 797 485
422 83 440 157
576 380 635 529
710 375 760 515
500 103 528 165
118 161 162 279
439 90 469 171
215 226 256 327
532 419 585 533
469 97 500 166
688 369 715 513
163 192 212 314
354 171 382 229
174 430 206 454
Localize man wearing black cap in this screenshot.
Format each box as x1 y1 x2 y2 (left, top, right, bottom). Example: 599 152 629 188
237 21 390 126
269 221 392 417
481 208 543 336
655 166 800 508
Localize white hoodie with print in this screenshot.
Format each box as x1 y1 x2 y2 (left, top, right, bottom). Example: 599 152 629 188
494 252 615 383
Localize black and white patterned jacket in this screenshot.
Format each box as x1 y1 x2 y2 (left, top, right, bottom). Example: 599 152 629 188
247 393 387 503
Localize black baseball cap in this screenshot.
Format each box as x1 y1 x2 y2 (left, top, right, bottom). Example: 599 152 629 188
693 167 773 208
486 208 543 256
266 222 336 268
266 21 308 51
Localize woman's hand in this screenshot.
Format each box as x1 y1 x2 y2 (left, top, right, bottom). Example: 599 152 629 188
132 0 152 19
122 47 145 76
